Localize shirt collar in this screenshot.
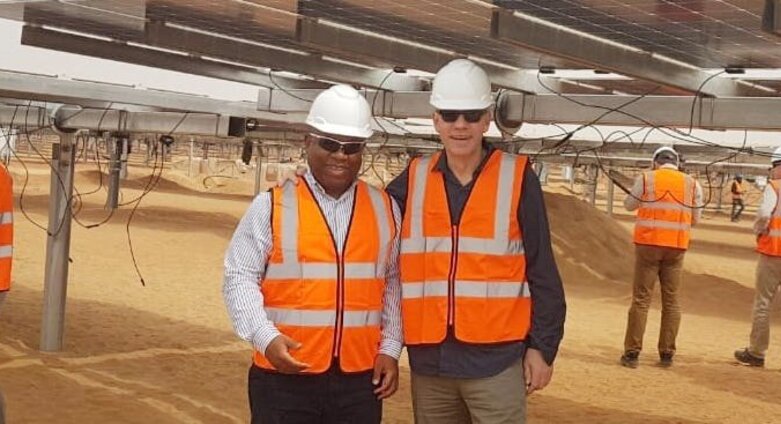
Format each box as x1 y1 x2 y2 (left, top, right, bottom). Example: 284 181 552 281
303 171 357 202
433 140 496 178
658 163 679 171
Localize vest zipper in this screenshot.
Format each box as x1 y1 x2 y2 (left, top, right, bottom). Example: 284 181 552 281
301 178 356 367
333 253 345 358
447 224 459 326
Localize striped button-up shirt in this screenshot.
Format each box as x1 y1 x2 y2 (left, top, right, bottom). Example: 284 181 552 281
223 172 403 360
755 183 778 236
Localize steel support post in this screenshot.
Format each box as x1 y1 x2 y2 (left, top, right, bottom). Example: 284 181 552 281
40 131 77 352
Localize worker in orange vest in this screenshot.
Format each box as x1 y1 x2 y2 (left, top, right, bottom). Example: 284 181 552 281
223 85 402 423
0 161 11 296
0 161 12 424
730 174 745 222
734 147 781 367
621 146 702 368
388 59 566 423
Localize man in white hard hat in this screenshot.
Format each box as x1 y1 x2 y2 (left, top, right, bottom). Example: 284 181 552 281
387 59 566 423
621 146 702 368
734 146 781 367
223 84 402 423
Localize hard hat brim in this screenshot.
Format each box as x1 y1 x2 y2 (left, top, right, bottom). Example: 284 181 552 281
306 121 373 139
430 99 494 111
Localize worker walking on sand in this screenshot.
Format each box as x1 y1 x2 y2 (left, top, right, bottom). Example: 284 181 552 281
223 85 402 423
734 147 781 367
731 174 745 222
621 146 702 368
388 59 566 423
0 161 14 424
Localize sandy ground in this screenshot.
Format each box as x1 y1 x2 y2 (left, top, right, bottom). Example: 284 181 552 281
1 159 780 423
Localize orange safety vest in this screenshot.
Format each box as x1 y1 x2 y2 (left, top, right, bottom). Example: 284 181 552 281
732 181 744 200
400 150 531 345
253 178 396 373
0 164 12 292
757 180 781 257
633 168 696 250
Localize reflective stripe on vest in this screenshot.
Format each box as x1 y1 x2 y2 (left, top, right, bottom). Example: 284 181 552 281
400 150 531 345
0 165 12 292
757 180 781 257
264 308 382 328
253 178 394 373
633 169 695 250
402 280 531 299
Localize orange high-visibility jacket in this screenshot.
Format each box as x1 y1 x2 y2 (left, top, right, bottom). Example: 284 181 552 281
633 168 696 250
0 164 12 292
732 181 744 200
400 150 531 345
253 178 396 373
757 180 781 257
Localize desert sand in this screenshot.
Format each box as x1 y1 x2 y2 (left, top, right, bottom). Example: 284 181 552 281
1 156 780 424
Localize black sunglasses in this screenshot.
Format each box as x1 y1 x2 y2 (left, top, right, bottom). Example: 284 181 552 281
309 133 365 155
438 109 487 123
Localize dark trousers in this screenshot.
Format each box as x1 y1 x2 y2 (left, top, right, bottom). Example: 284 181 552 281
731 199 745 221
248 364 381 424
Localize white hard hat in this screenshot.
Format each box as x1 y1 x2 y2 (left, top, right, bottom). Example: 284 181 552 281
771 146 781 165
430 59 493 110
306 84 373 139
652 146 679 164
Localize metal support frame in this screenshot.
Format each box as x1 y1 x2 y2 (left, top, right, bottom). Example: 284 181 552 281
106 135 121 210
502 93 781 130
763 0 781 36
294 18 575 94
258 88 434 119
21 25 326 90
0 70 306 127
490 10 758 97
588 164 598 206
40 131 77 352
144 21 425 91
119 135 129 179
607 177 615 216
255 86 781 130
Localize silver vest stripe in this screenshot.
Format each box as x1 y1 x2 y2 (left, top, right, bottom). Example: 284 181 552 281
280 182 300 266
684 175 694 206
265 308 336 327
640 202 690 212
343 310 382 327
265 262 378 280
401 236 525 256
366 186 391 278
409 156 432 240
401 281 449 299
455 281 530 298
403 280 530 299
493 154 516 242
635 219 691 231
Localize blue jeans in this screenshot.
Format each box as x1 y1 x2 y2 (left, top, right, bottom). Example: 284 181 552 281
248 364 381 424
